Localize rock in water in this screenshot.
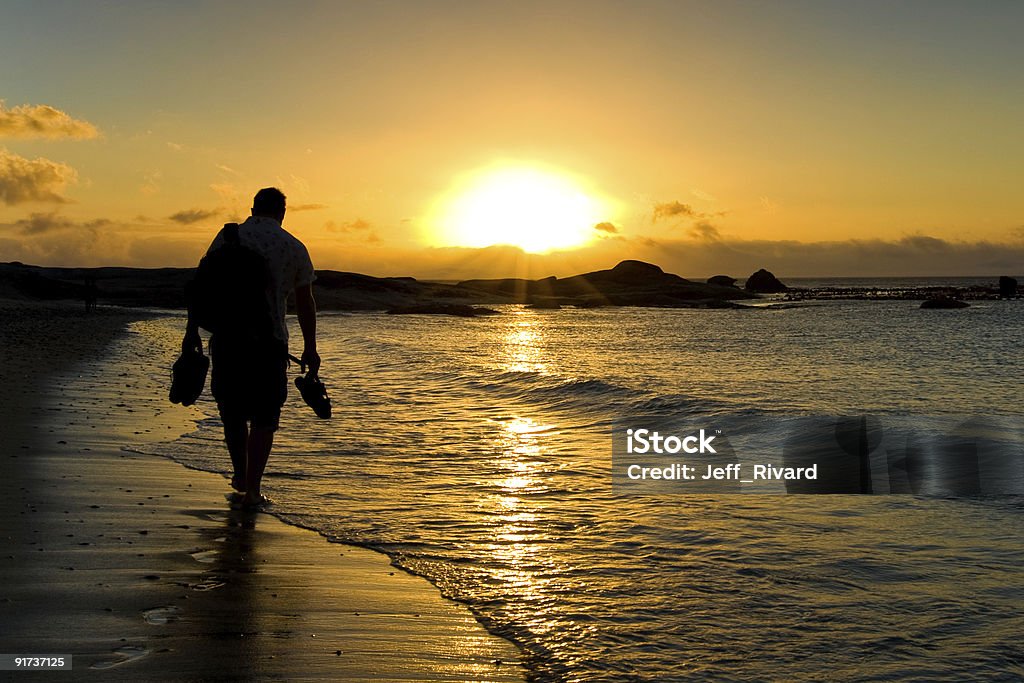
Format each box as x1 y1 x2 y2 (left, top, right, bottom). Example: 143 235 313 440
386 304 499 316
920 297 969 309
604 260 666 282
706 275 737 287
744 269 788 293
999 276 1018 299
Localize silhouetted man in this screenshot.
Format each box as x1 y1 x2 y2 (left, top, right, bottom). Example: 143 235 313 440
183 187 320 507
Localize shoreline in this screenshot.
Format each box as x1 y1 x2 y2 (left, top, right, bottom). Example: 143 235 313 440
11 260 1019 315
0 300 524 679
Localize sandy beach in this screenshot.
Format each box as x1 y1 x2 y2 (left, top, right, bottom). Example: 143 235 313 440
0 300 524 680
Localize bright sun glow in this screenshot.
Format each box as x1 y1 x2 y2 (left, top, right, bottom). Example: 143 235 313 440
433 164 609 253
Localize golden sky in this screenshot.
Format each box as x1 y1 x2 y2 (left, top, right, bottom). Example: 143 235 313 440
1 1 1022 277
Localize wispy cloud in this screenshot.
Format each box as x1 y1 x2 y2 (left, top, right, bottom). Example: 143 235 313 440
898 234 948 251
594 221 618 234
760 196 780 215
169 208 219 225
0 101 99 140
140 170 162 196
4 216 1024 277
652 200 699 221
0 148 77 205
210 182 242 208
290 203 328 212
12 212 110 236
279 173 310 196
610 233 1024 278
325 218 372 233
687 221 721 241
652 200 727 226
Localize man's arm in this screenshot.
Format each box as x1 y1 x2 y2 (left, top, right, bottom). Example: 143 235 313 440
182 314 201 353
182 234 224 353
294 283 321 375
182 274 202 352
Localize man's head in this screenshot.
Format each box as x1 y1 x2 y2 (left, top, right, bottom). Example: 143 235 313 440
252 187 286 222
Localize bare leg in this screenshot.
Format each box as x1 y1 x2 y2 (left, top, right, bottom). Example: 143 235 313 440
243 426 275 504
223 420 248 491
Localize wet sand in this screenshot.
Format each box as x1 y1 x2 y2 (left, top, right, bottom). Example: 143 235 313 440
0 300 523 680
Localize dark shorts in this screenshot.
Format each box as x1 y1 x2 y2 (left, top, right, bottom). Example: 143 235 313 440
210 336 288 431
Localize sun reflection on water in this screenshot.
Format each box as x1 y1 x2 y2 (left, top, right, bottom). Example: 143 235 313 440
481 415 557 622
501 309 548 374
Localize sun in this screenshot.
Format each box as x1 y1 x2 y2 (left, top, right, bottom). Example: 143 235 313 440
431 163 610 253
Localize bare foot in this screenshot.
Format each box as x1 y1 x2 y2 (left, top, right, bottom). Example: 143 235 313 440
241 492 271 509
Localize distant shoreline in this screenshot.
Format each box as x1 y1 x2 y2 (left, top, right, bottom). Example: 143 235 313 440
2 260 1018 313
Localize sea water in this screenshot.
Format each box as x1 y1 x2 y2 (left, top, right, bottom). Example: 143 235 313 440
132 289 1024 681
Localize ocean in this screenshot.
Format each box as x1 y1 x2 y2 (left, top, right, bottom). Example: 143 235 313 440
128 279 1024 681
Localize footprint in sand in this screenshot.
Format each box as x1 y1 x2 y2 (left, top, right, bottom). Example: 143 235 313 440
89 645 150 669
142 605 181 625
189 549 218 564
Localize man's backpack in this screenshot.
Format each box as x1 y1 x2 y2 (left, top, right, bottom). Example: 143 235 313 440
186 223 276 343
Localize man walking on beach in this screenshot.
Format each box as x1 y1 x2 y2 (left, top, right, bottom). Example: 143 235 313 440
183 187 320 507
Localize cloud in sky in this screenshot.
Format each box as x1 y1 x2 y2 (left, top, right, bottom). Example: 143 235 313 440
594 221 618 234
0 148 77 205
313 234 1024 281
210 182 240 202
140 170 161 196
760 196 780 215
687 221 721 241
325 218 372 233
632 234 1024 279
898 234 948 252
0 213 225 267
652 200 698 221
0 102 99 140
290 203 329 212
13 212 109 236
4 209 1022 279
0 213 121 266
169 208 219 224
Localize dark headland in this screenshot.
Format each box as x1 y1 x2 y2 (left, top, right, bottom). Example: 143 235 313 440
1 260 1016 314
0 259 753 313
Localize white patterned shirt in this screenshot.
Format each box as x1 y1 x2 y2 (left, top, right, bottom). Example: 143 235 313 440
207 216 316 342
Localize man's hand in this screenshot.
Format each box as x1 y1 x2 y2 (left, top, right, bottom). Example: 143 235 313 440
301 347 321 376
182 319 201 356
182 327 202 354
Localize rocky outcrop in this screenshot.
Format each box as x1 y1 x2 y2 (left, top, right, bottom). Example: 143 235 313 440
0 262 498 311
0 259 753 312
744 269 788 293
920 297 969 309
386 304 499 317
706 275 737 287
458 260 755 308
